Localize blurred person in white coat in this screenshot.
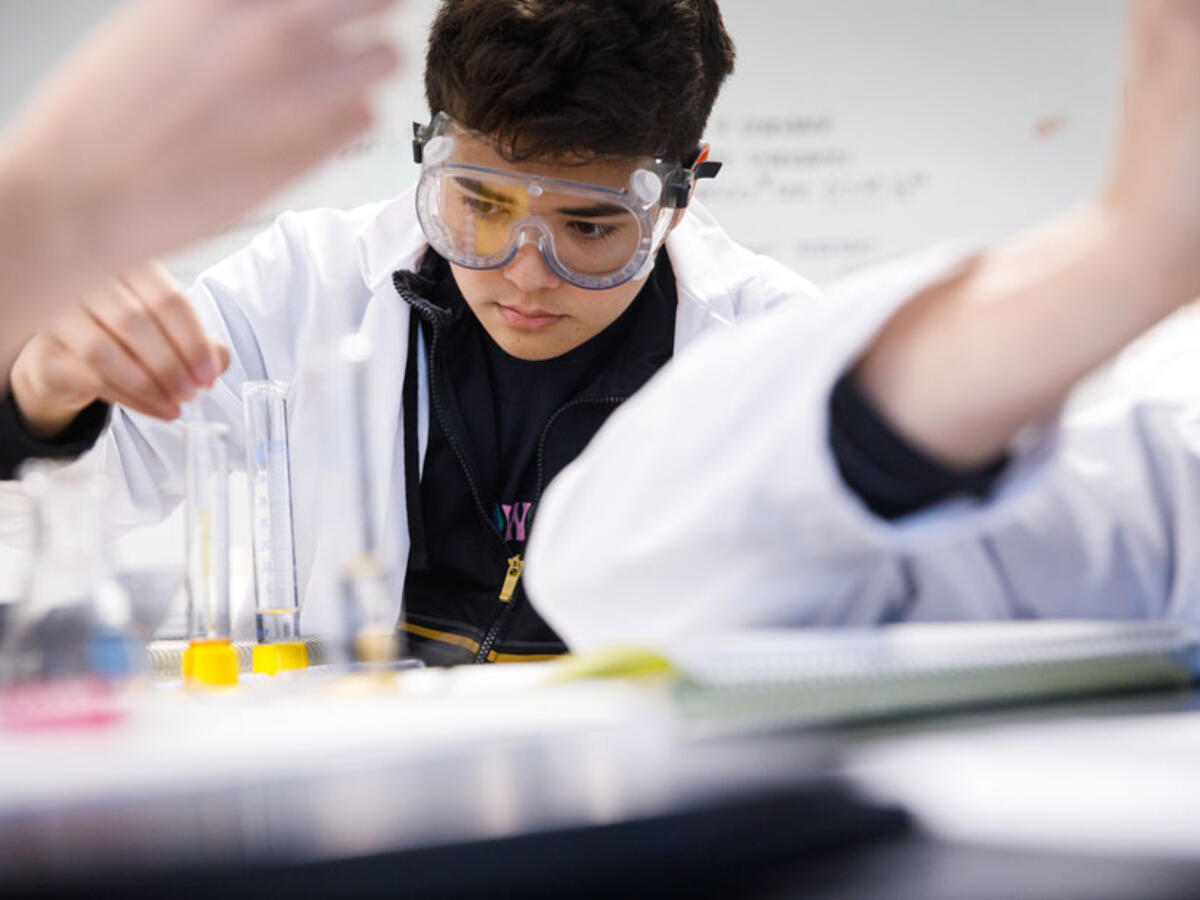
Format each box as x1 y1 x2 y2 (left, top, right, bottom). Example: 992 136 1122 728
526 1 1200 650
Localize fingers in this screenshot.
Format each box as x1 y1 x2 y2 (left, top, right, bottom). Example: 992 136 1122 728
239 0 400 79
213 342 232 375
300 41 400 97
174 9 397 209
277 0 400 33
46 268 231 423
261 40 396 166
120 262 221 385
49 306 180 421
85 280 196 406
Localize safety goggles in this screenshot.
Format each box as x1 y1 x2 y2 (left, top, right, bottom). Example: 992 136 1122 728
412 113 721 290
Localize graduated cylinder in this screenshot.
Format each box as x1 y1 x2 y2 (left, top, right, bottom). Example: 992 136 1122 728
182 421 238 686
243 381 308 674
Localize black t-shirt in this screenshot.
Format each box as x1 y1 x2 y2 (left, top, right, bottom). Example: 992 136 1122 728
461 289 643 550
396 251 678 665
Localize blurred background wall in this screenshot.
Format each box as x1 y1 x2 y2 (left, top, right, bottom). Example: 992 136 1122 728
0 0 1126 286
0 0 1127 614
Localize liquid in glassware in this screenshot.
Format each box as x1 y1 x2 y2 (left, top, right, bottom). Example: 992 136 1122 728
256 607 301 644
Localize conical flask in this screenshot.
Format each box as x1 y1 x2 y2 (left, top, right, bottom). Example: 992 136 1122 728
2 462 137 687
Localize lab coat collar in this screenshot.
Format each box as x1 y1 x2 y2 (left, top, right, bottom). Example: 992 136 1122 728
355 188 428 293
665 199 750 328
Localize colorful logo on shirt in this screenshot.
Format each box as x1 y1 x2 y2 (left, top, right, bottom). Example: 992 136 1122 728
495 502 533 543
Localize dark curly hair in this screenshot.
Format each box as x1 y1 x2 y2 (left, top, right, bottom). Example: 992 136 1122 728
424 0 735 164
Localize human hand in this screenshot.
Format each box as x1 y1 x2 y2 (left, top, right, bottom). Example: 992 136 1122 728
3 0 399 281
9 262 230 440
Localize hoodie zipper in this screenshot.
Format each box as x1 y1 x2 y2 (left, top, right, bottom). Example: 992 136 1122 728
395 269 640 664
400 287 543 664
473 395 625 663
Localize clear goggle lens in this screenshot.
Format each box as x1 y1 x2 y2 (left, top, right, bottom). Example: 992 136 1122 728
430 171 653 280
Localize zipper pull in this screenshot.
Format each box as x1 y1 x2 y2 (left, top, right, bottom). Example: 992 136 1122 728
499 555 524 602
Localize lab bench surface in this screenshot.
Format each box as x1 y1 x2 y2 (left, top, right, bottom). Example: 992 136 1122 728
4 677 1200 899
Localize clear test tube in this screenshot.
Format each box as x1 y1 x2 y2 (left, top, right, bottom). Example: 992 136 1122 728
242 381 308 674
182 421 237 685
323 332 399 666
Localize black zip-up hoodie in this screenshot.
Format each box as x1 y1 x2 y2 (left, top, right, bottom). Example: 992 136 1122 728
393 250 677 666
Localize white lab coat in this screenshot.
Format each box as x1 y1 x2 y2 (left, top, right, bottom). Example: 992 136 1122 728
525 245 1200 651
74 190 821 636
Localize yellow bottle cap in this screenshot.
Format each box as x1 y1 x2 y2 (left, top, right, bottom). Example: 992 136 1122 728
252 641 309 676
182 639 240 687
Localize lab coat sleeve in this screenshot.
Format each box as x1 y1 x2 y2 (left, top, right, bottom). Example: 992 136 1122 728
948 335 1200 625
523 244 1073 651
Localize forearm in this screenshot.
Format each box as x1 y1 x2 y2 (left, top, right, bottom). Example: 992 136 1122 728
855 203 1193 468
0 148 100 376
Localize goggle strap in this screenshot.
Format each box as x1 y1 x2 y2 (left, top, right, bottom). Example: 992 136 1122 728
415 117 722 207
412 121 430 164
670 144 722 207
683 143 721 177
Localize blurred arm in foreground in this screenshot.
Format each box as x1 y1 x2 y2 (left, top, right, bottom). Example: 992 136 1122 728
855 0 1200 468
0 0 398 376
526 0 1200 648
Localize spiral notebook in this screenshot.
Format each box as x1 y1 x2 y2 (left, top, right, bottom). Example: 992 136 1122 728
653 620 1200 728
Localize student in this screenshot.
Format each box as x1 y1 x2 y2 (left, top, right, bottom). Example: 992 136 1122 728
0 0 820 665
525 0 1200 650
0 0 398 373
